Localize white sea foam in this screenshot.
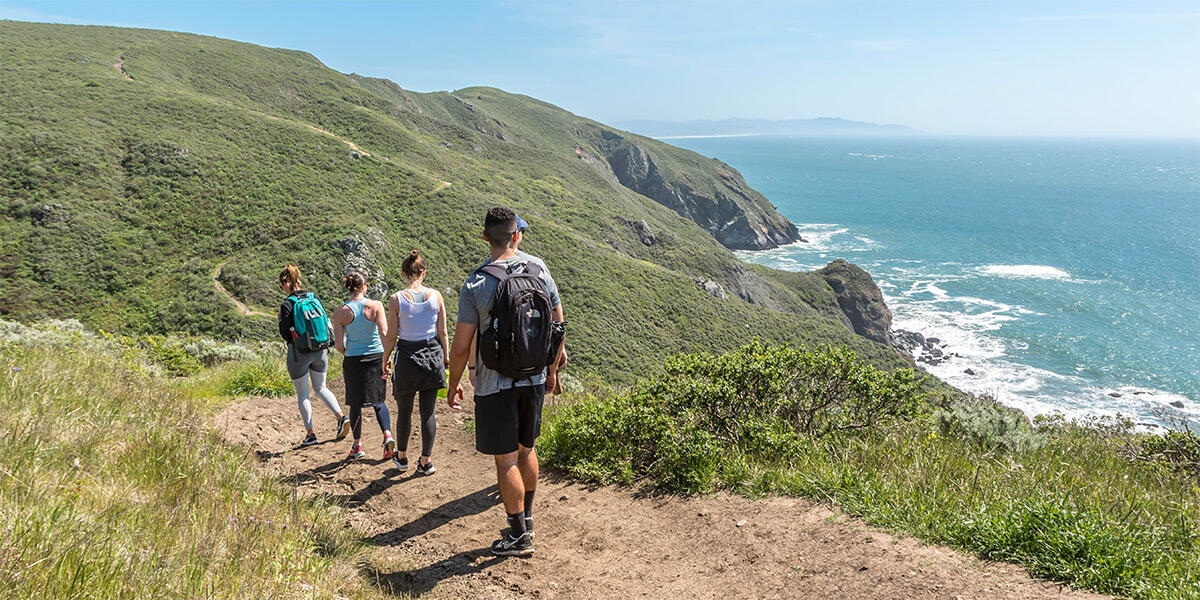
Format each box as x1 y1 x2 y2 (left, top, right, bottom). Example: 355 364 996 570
978 264 1071 280
737 224 1194 427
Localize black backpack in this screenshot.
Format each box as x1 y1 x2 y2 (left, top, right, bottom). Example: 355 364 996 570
477 260 563 380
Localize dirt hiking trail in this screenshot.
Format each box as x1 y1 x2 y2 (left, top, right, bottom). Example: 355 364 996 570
212 262 272 317
215 380 1107 600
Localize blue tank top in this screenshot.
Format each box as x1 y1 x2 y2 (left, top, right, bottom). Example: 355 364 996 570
343 299 384 356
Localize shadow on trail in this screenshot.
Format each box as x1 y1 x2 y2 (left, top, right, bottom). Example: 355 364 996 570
362 547 511 596
361 486 506 595
369 485 501 547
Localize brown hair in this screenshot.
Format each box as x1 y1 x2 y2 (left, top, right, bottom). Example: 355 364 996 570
342 270 367 292
279 264 302 291
401 250 426 279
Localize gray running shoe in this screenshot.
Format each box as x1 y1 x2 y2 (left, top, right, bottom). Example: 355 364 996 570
490 532 533 557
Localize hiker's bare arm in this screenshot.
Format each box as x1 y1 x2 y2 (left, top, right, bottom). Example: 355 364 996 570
332 306 350 355
435 291 449 368
370 300 388 338
381 295 400 379
446 321 476 410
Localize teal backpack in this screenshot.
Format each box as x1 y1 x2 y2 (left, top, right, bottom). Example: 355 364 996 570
287 293 332 353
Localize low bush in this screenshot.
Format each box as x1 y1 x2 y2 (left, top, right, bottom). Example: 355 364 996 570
541 341 925 494
932 394 1045 453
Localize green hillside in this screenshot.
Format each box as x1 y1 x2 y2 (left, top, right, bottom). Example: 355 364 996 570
0 21 906 383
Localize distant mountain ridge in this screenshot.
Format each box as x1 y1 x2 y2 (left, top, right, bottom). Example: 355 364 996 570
615 117 913 138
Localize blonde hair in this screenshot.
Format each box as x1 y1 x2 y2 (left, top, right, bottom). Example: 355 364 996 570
279 264 302 291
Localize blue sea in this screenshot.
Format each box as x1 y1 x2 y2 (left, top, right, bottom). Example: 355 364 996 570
668 135 1200 424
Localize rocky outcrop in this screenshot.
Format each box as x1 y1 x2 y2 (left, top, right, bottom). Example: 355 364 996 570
589 128 799 250
696 278 727 299
818 259 892 344
616 217 657 246
726 265 777 308
333 228 390 299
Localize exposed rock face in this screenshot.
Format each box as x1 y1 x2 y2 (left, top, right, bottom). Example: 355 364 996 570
616 217 657 246
695 278 727 299
818 259 892 344
592 129 798 250
333 228 390 299
725 265 777 308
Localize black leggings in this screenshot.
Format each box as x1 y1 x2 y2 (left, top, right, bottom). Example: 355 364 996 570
396 388 438 456
349 402 391 442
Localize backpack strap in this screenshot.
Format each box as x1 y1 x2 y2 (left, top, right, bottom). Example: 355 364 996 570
479 261 515 283
479 260 539 282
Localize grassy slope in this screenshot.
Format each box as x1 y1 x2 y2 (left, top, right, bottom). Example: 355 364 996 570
0 333 373 599
0 21 904 385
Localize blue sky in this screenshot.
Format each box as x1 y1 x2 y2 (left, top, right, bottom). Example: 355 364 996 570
3 0 1198 136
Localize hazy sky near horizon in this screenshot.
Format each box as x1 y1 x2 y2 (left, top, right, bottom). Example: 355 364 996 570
3 0 1198 136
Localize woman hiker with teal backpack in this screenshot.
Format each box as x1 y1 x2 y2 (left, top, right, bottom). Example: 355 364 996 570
332 270 395 462
278 265 350 447
381 251 448 476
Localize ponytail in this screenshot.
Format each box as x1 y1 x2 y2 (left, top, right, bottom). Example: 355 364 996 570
343 269 367 292
401 250 426 279
279 264 302 291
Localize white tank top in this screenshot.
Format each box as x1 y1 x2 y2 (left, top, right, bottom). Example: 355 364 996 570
396 287 438 341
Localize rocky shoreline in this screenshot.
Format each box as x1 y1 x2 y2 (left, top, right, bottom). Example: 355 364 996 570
890 329 1188 412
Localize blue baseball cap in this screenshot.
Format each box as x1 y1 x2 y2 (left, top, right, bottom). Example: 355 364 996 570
514 213 529 231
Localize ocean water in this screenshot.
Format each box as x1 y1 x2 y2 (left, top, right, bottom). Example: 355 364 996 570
669 135 1200 424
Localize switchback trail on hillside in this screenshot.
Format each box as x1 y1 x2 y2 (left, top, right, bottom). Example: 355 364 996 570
214 382 1108 600
212 262 272 318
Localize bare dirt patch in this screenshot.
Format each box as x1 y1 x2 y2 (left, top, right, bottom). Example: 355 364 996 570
214 380 1107 599
113 52 133 81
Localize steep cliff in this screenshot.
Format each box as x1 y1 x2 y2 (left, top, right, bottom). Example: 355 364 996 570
817 259 893 344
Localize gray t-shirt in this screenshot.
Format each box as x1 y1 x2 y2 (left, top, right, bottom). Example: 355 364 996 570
457 251 561 397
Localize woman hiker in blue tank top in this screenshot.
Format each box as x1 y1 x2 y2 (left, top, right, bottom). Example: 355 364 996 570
381 251 449 476
332 270 394 461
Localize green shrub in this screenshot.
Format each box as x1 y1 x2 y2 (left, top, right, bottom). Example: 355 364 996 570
1136 430 1200 478
223 360 293 397
933 395 1045 453
541 341 924 494
124 335 204 376
660 340 925 441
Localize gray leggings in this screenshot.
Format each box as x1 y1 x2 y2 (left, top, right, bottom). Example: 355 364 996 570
287 346 341 431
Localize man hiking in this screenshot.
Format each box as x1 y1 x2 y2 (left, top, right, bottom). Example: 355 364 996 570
447 207 567 557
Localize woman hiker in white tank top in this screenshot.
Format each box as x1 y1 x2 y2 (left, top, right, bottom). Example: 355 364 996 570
381 251 449 476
